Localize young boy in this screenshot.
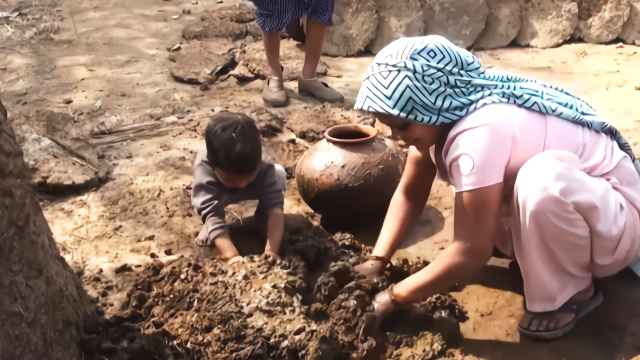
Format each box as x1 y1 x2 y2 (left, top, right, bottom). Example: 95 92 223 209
192 112 287 264
252 0 344 107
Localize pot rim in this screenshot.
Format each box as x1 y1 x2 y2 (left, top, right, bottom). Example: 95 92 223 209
324 124 378 144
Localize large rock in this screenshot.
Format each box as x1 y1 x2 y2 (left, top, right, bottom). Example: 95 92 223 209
423 0 490 48
366 0 430 54
322 0 379 56
367 0 488 53
572 0 630 43
516 0 579 48
473 0 521 50
620 0 640 44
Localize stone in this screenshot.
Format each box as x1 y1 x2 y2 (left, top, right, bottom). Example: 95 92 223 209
322 0 379 56
572 0 630 43
367 0 488 53
366 0 430 54
473 0 521 50
423 0 490 48
620 0 640 44
169 41 237 85
516 0 579 48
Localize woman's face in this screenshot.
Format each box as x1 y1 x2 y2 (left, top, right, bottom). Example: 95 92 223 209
374 113 444 149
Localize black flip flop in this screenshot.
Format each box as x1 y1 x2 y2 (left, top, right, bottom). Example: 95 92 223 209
518 287 603 340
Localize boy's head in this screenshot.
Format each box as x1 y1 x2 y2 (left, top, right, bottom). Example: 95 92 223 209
205 112 262 189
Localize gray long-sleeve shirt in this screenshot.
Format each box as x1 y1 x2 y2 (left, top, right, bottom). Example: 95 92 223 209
191 148 286 246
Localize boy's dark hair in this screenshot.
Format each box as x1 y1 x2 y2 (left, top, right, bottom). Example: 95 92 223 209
205 112 262 175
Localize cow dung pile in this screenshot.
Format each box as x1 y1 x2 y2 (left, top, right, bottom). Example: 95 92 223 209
95 228 467 360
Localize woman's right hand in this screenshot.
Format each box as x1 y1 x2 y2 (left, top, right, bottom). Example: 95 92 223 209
354 258 387 278
355 147 437 279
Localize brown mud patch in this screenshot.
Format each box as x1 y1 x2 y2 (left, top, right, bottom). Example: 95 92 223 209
101 229 468 360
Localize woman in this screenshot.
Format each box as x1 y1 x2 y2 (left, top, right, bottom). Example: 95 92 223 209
352 36 640 340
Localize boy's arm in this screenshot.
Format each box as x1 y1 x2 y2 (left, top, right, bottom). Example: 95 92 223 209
192 158 240 262
260 164 287 258
264 207 284 259
211 233 242 263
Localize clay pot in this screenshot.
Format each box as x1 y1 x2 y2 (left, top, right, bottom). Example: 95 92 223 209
295 124 403 228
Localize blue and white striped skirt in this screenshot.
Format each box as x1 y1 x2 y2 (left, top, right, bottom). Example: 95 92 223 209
251 0 334 35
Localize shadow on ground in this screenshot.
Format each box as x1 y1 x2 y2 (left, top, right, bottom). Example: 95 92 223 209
458 265 640 360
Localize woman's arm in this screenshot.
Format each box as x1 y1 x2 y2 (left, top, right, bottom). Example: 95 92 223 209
391 182 503 303
371 146 437 258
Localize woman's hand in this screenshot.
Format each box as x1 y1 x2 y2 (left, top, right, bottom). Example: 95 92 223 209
391 183 503 304
354 259 387 278
354 146 436 278
263 250 281 261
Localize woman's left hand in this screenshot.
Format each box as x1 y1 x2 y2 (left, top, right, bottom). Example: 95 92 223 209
372 288 397 322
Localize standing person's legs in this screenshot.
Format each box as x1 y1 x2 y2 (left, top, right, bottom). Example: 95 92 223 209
253 0 293 106
511 150 640 338
263 32 283 89
297 0 343 103
301 18 327 79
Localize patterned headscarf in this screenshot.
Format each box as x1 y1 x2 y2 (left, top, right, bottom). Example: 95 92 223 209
354 35 640 174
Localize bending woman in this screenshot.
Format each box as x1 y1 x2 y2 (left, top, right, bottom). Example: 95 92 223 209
353 36 640 340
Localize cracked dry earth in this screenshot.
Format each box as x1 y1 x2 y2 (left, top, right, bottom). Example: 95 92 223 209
3 0 640 359
80 230 470 360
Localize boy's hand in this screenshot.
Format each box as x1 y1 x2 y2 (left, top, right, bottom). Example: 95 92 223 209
264 207 284 256
263 250 281 261
227 255 244 265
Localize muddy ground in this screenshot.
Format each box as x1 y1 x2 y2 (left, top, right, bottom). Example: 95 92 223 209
2 0 640 359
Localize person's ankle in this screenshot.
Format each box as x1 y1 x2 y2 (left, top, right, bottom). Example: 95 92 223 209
268 77 283 91
300 68 317 80
570 282 595 302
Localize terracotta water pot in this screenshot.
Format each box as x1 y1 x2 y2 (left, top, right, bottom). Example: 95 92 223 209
295 124 403 227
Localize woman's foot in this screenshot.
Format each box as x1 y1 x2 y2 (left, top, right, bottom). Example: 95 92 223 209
262 77 287 107
518 282 602 339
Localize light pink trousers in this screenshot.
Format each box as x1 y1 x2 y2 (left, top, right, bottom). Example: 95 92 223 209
495 150 640 312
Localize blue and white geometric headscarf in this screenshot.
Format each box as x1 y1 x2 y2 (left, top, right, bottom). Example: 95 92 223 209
354 35 640 174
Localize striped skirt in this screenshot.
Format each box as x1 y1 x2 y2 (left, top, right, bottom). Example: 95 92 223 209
251 0 334 34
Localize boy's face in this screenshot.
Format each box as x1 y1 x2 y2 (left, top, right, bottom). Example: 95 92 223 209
215 166 260 190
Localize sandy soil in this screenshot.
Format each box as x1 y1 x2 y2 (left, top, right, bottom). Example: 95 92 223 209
2 0 640 358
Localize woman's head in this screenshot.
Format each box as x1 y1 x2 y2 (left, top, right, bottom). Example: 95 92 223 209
374 112 446 149
353 36 605 151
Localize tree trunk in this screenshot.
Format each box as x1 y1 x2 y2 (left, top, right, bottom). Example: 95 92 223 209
0 97 93 360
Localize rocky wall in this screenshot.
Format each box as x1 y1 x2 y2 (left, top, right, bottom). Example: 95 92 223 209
326 0 640 53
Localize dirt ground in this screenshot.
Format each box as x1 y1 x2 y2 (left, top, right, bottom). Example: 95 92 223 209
3 0 640 358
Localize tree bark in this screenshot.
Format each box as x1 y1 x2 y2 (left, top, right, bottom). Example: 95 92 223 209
0 97 93 360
